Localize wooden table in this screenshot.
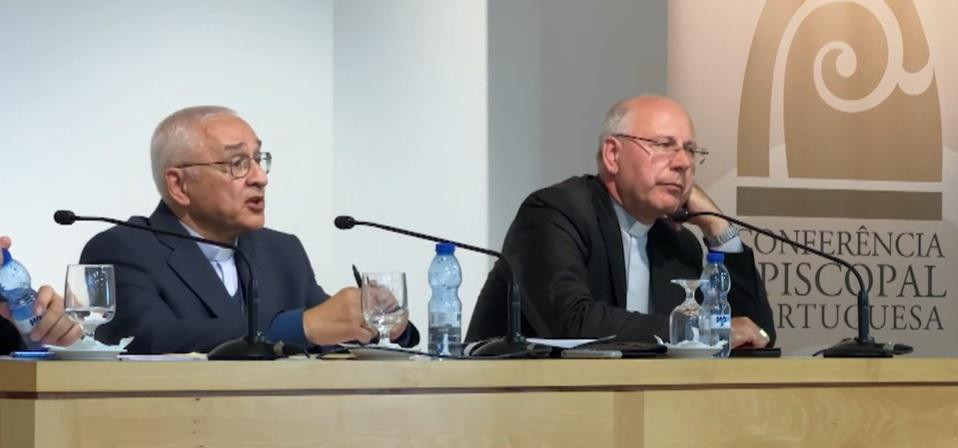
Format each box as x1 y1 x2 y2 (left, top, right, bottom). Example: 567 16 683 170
2 357 958 447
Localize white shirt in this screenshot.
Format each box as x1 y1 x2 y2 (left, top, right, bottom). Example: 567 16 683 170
611 202 745 314
181 222 239 297
612 202 652 313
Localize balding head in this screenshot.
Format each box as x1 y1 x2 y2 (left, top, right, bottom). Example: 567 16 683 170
596 95 697 224
150 106 236 202
596 95 693 167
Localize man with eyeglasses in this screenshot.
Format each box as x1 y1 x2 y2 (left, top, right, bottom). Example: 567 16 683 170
466 95 774 348
79 106 418 354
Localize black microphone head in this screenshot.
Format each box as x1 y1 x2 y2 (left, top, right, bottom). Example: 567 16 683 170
334 215 356 230
54 210 77 225
669 208 691 223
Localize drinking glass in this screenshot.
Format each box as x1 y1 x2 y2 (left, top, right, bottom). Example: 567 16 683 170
361 272 408 347
669 278 707 345
64 264 116 341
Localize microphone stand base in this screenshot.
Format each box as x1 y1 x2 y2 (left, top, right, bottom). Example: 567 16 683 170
208 337 284 361
821 338 895 358
467 336 552 358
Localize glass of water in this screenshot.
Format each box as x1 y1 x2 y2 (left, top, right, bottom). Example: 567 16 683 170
64 264 116 341
361 272 408 347
669 278 707 345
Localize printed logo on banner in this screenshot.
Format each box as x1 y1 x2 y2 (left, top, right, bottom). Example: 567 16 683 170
730 0 952 353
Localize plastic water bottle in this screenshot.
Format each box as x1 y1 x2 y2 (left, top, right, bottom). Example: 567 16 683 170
427 243 462 356
700 251 732 358
0 249 40 335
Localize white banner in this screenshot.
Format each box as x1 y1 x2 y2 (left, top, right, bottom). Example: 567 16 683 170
669 0 958 355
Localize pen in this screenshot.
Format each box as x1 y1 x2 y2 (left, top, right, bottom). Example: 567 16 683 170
352 264 363 287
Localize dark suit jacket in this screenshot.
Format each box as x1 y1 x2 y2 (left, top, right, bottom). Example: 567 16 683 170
466 175 775 344
80 201 418 354
0 318 21 354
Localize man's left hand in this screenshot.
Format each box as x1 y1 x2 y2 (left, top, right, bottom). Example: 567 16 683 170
730 316 769 349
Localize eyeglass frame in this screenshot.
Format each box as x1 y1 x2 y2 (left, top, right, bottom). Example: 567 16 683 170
611 133 708 165
175 152 272 179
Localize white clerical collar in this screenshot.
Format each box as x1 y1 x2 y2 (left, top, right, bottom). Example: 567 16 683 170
611 200 652 238
179 222 236 263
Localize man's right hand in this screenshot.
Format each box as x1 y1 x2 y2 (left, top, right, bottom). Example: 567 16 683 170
302 287 376 345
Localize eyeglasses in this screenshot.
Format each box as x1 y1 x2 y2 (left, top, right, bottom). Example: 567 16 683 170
177 152 272 179
612 133 708 165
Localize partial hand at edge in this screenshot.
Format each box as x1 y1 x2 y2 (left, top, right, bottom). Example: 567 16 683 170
0 236 10 321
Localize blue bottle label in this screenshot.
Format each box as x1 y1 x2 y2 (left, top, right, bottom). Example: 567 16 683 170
710 314 731 329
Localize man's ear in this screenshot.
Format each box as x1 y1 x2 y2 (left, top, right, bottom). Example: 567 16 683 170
165 168 191 207
600 137 620 175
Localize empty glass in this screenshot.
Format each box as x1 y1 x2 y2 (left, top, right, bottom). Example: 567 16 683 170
64 264 116 341
361 272 408 347
669 278 707 345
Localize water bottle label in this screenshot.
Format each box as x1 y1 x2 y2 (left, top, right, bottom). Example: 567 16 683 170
710 314 731 329
10 304 39 334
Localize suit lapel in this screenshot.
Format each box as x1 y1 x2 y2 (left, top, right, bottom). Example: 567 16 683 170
588 178 627 308
148 202 240 319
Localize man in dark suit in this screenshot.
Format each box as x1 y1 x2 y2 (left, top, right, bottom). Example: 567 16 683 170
467 96 774 347
80 107 418 354
1 236 83 354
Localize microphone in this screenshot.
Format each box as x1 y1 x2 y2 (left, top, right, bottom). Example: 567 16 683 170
335 215 548 358
55 209 285 360
671 208 912 357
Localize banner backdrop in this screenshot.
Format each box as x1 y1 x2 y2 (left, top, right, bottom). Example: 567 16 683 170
669 0 957 355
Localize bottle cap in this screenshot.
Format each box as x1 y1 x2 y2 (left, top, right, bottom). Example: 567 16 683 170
706 251 725 263
1 248 9 267
435 242 455 255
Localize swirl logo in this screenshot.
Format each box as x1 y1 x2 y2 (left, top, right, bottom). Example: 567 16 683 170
737 0 941 220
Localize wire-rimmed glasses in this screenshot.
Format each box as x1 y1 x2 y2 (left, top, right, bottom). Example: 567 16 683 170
176 152 272 179
612 133 708 165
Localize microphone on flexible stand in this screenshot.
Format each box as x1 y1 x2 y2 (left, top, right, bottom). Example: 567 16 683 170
670 209 912 357
334 215 547 358
54 209 286 360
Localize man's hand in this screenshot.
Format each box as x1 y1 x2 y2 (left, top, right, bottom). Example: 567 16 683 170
302 287 377 345
28 286 84 346
683 185 730 238
388 311 409 341
0 236 83 347
730 316 769 349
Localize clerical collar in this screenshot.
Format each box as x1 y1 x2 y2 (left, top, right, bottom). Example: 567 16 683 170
611 200 652 238
179 222 236 262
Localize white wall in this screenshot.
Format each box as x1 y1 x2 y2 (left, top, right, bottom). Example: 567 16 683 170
0 1 334 313
487 0 669 250
331 1 488 341
1 0 669 349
